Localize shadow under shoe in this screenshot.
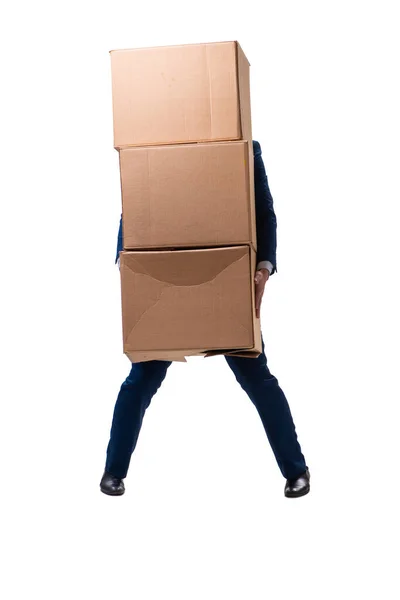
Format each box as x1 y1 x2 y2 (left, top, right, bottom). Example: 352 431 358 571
284 468 310 498
100 470 125 496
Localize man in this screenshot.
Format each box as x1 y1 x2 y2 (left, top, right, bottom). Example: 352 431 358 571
100 140 310 498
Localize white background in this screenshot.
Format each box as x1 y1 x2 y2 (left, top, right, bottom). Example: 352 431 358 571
1 1 399 598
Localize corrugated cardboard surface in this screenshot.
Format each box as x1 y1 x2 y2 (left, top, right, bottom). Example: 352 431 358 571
236 43 256 250
110 41 251 149
211 244 262 359
119 141 256 252
120 245 261 362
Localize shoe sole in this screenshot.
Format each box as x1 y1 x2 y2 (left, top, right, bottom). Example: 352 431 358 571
284 485 310 498
100 487 125 496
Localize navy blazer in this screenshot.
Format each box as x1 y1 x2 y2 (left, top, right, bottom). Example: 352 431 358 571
115 139 277 274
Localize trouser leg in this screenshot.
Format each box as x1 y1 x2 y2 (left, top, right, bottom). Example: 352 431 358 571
225 336 308 480
105 359 172 478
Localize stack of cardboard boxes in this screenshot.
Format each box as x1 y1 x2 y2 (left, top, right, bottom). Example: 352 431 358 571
110 41 261 363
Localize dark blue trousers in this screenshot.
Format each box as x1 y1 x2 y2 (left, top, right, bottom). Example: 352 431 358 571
105 335 308 480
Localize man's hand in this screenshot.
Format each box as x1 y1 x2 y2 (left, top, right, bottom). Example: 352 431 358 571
254 268 270 318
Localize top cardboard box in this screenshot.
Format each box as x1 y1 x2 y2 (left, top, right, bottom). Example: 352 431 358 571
110 41 252 149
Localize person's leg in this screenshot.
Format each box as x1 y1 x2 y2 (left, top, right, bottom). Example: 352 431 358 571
224 335 308 480
105 359 172 479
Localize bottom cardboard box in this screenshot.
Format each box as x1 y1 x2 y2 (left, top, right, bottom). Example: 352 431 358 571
120 245 261 363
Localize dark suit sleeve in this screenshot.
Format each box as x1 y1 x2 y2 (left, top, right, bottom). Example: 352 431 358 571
115 214 123 264
253 140 277 274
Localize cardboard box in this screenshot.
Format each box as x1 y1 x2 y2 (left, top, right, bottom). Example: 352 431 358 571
110 41 252 149
119 140 256 252
120 245 261 362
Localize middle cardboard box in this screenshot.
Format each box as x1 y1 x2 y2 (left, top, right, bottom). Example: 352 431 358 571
119 140 257 252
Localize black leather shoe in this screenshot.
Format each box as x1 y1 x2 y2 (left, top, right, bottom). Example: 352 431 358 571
284 468 310 498
100 470 125 496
